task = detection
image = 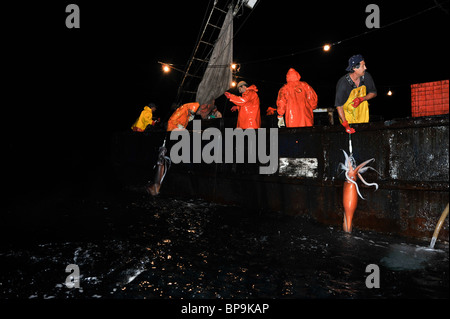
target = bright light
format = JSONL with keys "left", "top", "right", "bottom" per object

{"left": 387, "top": 90, "right": 393, "bottom": 96}
{"left": 231, "top": 63, "right": 240, "bottom": 72}
{"left": 162, "top": 64, "right": 170, "bottom": 73}
{"left": 231, "top": 81, "right": 237, "bottom": 88}
{"left": 323, "top": 44, "right": 331, "bottom": 52}
{"left": 244, "top": 0, "right": 258, "bottom": 9}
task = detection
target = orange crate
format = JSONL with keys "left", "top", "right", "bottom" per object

{"left": 411, "top": 80, "right": 449, "bottom": 117}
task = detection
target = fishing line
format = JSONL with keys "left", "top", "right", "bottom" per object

{"left": 348, "top": 133, "right": 353, "bottom": 158}
{"left": 348, "top": 135, "right": 356, "bottom": 169}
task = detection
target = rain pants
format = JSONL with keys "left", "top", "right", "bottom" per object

{"left": 341, "top": 86, "right": 369, "bottom": 124}
{"left": 131, "top": 106, "right": 155, "bottom": 132}
{"left": 227, "top": 85, "right": 261, "bottom": 129}
{"left": 276, "top": 68, "right": 318, "bottom": 127}
{"left": 167, "top": 102, "right": 200, "bottom": 131}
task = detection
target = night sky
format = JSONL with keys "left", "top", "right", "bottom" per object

{"left": 2, "top": 0, "right": 449, "bottom": 202}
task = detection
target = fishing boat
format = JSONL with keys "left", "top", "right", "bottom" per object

{"left": 111, "top": 0, "right": 449, "bottom": 242}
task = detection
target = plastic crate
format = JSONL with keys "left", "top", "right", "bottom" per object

{"left": 411, "top": 80, "right": 449, "bottom": 117}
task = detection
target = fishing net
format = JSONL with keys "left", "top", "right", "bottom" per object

{"left": 195, "top": 7, "right": 233, "bottom": 106}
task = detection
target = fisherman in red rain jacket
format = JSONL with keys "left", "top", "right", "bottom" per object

{"left": 276, "top": 68, "right": 318, "bottom": 128}
{"left": 224, "top": 81, "right": 261, "bottom": 129}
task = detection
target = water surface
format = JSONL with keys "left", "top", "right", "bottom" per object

{"left": 1, "top": 192, "right": 448, "bottom": 299}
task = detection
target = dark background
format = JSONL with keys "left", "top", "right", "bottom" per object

{"left": 2, "top": 0, "right": 449, "bottom": 205}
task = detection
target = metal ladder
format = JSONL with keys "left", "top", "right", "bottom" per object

{"left": 174, "top": 1, "right": 232, "bottom": 106}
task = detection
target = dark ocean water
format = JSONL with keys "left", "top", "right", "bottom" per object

{"left": 1, "top": 184, "right": 448, "bottom": 301}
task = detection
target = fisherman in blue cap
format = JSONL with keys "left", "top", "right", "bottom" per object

{"left": 334, "top": 54, "right": 377, "bottom": 133}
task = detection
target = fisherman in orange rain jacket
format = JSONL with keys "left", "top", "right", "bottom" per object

{"left": 167, "top": 102, "right": 200, "bottom": 131}
{"left": 131, "top": 103, "right": 158, "bottom": 132}
{"left": 224, "top": 81, "right": 261, "bottom": 129}
{"left": 276, "top": 68, "right": 318, "bottom": 128}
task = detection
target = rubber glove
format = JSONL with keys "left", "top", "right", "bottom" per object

{"left": 231, "top": 105, "right": 239, "bottom": 112}
{"left": 266, "top": 107, "right": 277, "bottom": 116}
{"left": 224, "top": 92, "right": 232, "bottom": 99}
{"left": 277, "top": 116, "right": 285, "bottom": 128}
{"left": 342, "top": 120, "right": 355, "bottom": 134}
{"left": 352, "top": 97, "right": 364, "bottom": 108}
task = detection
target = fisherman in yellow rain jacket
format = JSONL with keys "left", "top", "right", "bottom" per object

{"left": 131, "top": 103, "right": 158, "bottom": 132}
{"left": 335, "top": 55, "right": 377, "bottom": 134}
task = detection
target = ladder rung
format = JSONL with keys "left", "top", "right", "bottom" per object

{"left": 185, "top": 73, "right": 202, "bottom": 79}
{"left": 200, "top": 40, "right": 214, "bottom": 46}
{"left": 213, "top": 6, "right": 227, "bottom": 14}
{"left": 208, "top": 22, "right": 221, "bottom": 30}
{"left": 182, "top": 90, "right": 197, "bottom": 94}
{"left": 193, "top": 57, "right": 209, "bottom": 63}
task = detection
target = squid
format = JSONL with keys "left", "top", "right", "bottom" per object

{"left": 339, "top": 150, "right": 379, "bottom": 232}
{"left": 146, "top": 141, "right": 171, "bottom": 196}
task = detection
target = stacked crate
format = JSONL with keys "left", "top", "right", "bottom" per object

{"left": 411, "top": 80, "right": 449, "bottom": 117}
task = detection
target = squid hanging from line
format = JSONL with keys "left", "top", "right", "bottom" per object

{"left": 146, "top": 140, "right": 171, "bottom": 196}
{"left": 339, "top": 150, "right": 379, "bottom": 233}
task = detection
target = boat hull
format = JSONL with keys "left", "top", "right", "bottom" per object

{"left": 111, "top": 115, "right": 449, "bottom": 240}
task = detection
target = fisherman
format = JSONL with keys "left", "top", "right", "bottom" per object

{"left": 276, "top": 68, "right": 318, "bottom": 128}
{"left": 224, "top": 81, "right": 261, "bottom": 129}
{"left": 197, "top": 100, "right": 223, "bottom": 120}
{"left": 335, "top": 54, "right": 377, "bottom": 134}
{"left": 167, "top": 102, "right": 200, "bottom": 131}
{"left": 131, "top": 103, "right": 158, "bottom": 132}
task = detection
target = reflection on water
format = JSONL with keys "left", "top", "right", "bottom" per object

{"left": 380, "top": 244, "right": 446, "bottom": 271}
{"left": 1, "top": 195, "right": 448, "bottom": 299}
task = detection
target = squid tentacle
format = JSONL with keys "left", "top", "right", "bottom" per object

{"left": 345, "top": 169, "right": 365, "bottom": 200}
{"left": 358, "top": 172, "right": 379, "bottom": 191}
{"left": 358, "top": 164, "right": 381, "bottom": 191}
{"left": 340, "top": 149, "right": 380, "bottom": 200}
{"left": 361, "top": 166, "right": 382, "bottom": 176}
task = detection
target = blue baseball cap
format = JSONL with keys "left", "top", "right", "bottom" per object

{"left": 346, "top": 54, "right": 364, "bottom": 71}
